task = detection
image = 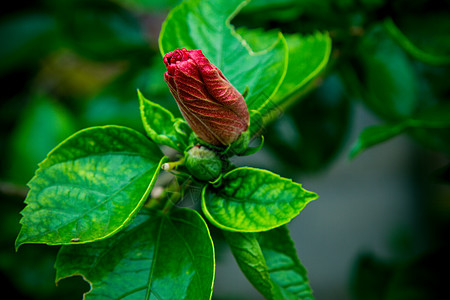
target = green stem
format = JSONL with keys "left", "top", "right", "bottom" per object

{"left": 161, "top": 157, "right": 185, "bottom": 171}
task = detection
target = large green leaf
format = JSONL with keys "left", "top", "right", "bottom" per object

{"left": 235, "top": 28, "right": 332, "bottom": 122}
{"left": 16, "top": 126, "right": 166, "bottom": 249}
{"left": 224, "top": 226, "right": 314, "bottom": 300}
{"left": 269, "top": 32, "right": 331, "bottom": 116}
{"left": 55, "top": 208, "right": 215, "bottom": 300}
{"left": 138, "top": 90, "right": 191, "bottom": 152}
{"left": 159, "top": 0, "right": 288, "bottom": 116}
{"left": 202, "top": 167, "right": 318, "bottom": 232}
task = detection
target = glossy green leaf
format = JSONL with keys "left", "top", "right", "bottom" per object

{"left": 202, "top": 167, "right": 318, "bottom": 232}
{"left": 16, "top": 126, "right": 166, "bottom": 249}
{"left": 224, "top": 231, "right": 279, "bottom": 299}
{"left": 159, "top": 0, "right": 288, "bottom": 116}
{"left": 260, "top": 226, "right": 314, "bottom": 300}
{"left": 138, "top": 90, "right": 191, "bottom": 152}
{"left": 55, "top": 208, "right": 215, "bottom": 300}
{"left": 269, "top": 32, "right": 331, "bottom": 115}
{"left": 235, "top": 28, "right": 332, "bottom": 122}
{"left": 224, "top": 226, "right": 314, "bottom": 300}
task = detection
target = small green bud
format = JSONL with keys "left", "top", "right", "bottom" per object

{"left": 185, "top": 145, "right": 222, "bottom": 181}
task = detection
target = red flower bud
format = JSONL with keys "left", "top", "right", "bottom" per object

{"left": 163, "top": 48, "right": 250, "bottom": 146}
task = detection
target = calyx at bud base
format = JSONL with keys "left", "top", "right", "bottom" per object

{"left": 185, "top": 145, "right": 223, "bottom": 181}
{"left": 163, "top": 48, "right": 250, "bottom": 147}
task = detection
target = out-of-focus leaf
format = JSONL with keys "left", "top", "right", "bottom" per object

{"left": 352, "top": 249, "right": 448, "bottom": 300}
{"left": 265, "top": 74, "right": 351, "bottom": 172}
{"left": 8, "top": 94, "right": 76, "bottom": 183}
{"left": 113, "top": 0, "right": 181, "bottom": 12}
{"left": 351, "top": 104, "right": 450, "bottom": 158}
{"left": 0, "top": 13, "right": 59, "bottom": 74}
{"left": 350, "top": 122, "right": 409, "bottom": 159}
{"left": 357, "top": 25, "right": 418, "bottom": 120}
{"left": 16, "top": 126, "right": 166, "bottom": 248}
{"left": 55, "top": 208, "right": 215, "bottom": 300}
{"left": 351, "top": 254, "right": 394, "bottom": 300}
{"left": 51, "top": 0, "right": 148, "bottom": 60}
{"left": 384, "top": 18, "right": 450, "bottom": 66}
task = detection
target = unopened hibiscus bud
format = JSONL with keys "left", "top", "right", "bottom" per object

{"left": 185, "top": 145, "right": 222, "bottom": 181}
{"left": 163, "top": 48, "right": 250, "bottom": 146}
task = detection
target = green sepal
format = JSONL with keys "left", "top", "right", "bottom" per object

{"left": 138, "top": 90, "right": 191, "bottom": 152}
{"left": 184, "top": 145, "right": 223, "bottom": 182}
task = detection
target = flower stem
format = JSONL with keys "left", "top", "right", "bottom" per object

{"left": 161, "top": 157, "right": 185, "bottom": 171}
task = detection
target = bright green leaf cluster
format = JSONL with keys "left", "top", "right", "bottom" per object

{"left": 15, "top": 0, "right": 327, "bottom": 299}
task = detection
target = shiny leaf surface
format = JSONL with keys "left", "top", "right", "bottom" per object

{"left": 202, "top": 167, "right": 318, "bottom": 232}
{"left": 16, "top": 126, "right": 166, "bottom": 248}
{"left": 224, "top": 226, "right": 314, "bottom": 300}
{"left": 55, "top": 208, "right": 215, "bottom": 300}
{"left": 138, "top": 90, "right": 191, "bottom": 152}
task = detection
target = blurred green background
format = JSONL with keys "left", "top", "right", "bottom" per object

{"left": 1, "top": 0, "right": 449, "bottom": 299}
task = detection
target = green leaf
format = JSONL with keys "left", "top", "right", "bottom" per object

{"left": 16, "top": 126, "right": 166, "bottom": 249}
{"left": 357, "top": 25, "right": 418, "bottom": 120}
{"left": 265, "top": 73, "right": 351, "bottom": 172}
{"left": 268, "top": 32, "right": 332, "bottom": 117}
{"left": 7, "top": 94, "right": 76, "bottom": 183}
{"left": 260, "top": 226, "right": 314, "bottom": 300}
{"left": 138, "top": 90, "right": 191, "bottom": 152}
{"left": 159, "top": 0, "right": 288, "bottom": 117}
{"left": 50, "top": 0, "right": 148, "bottom": 60}
{"left": 350, "top": 104, "right": 450, "bottom": 158}
{"left": 202, "top": 167, "right": 318, "bottom": 232}
{"left": 224, "top": 226, "right": 314, "bottom": 300}
{"left": 223, "top": 231, "right": 279, "bottom": 299}
{"left": 384, "top": 18, "right": 450, "bottom": 66}
{"left": 235, "top": 28, "right": 332, "bottom": 122}
{"left": 350, "top": 122, "right": 409, "bottom": 159}
{"left": 55, "top": 208, "right": 215, "bottom": 300}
